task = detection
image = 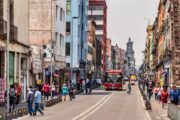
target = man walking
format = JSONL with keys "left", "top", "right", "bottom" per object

{"left": 127, "top": 81, "right": 131, "bottom": 94}
{"left": 170, "top": 85, "right": 180, "bottom": 105}
{"left": 34, "top": 88, "right": 44, "bottom": 116}
{"left": 27, "top": 86, "right": 34, "bottom": 116}
{"left": 9, "top": 84, "right": 16, "bottom": 112}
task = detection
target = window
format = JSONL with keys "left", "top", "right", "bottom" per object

{"left": 66, "top": 63, "right": 70, "bottom": 67}
{"left": 66, "top": 22, "right": 71, "bottom": 34}
{"left": 56, "top": 5, "right": 58, "bottom": 19}
{"left": 90, "top": 6, "right": 103, "bottom": 11}
{"left": 66, "top": 43, "right": 70, "bottom": 56}
{"left": 66, "top": 0, "right": 71, "bottom": 15}
{"left": 96, "top": 35, "right": 103, "bottom": 41}
{"left": 60, "top": 34, "right": 62, "bottom": 47}
{"left": 60, "top": 8, "right": 63, "bottom": 21}
{"left": 96, "top": 25, "right": 103, "bottom": 30}
{"left": 89, "top": 15, "right": 103, "bottom": 21}
{"left": 88, "top": 46, "right": 93, "bottom": 54}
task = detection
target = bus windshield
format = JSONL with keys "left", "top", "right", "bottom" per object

{"left": 105, "top": 74, "right": 122, "bottom": 83}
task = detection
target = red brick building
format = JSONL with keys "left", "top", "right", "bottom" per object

{"left": 89, "top": 0, "right": 107, "bottom": 77}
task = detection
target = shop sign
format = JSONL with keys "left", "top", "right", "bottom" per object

{"left": 32, "top": 54, "right": 41, "bottom": 73}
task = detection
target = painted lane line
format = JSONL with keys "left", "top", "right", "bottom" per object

{"left": 137, "top": 86, "right": 151, "bottom": 120}
{"left": 80, "top": 93, "right": 114, "bottom": 120}
{"left": 72, "top": 94, "right": 110, "bottom": 120}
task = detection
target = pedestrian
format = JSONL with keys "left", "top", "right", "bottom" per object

{"left": 127, "top": 81, "right": 131, "bottom": 94}
{"left": 61, "top": 83, "right": 68, "bottom": 101}
{"left": 161, "top": 86, "right": 169, "bottom": 108}
{"left": 86, "top": 79, "right": 91, "bottom": 94}
{"left": 157, "top": 86, "right": 162, "bottom": 102}
{"left": 15, "top": 83, "right": 22, "bottom": 105}
{"left": 69, "top": 84, "right": 74, "bottom": 101}
{"left": 51, "top": 83, "right": 56, "bottom": 98}
{"left": 154, "top": 85, "right": 159, "bottom": 100}
{"left": 43, "top": 82, "right": 50, "bottom": 100}
{"left": 147, "top": 82, "right": 153, "bottom": 100}
{"left": 34, "top": 88, "right": 44, "bottom": 116}
{"left": 9, "top": 84, "right": 16, "bottom": 112}
{"left": 82, "top": 80, "right": 86, "bottom": 93}
{"left": 170, "top": 85, "right": 180, "bottom": 105}
{"left": 26, "top": 86, "right": 34, "bottom": 116}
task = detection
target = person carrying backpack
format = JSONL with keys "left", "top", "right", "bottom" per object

{"left": 27, "top": 86, "right": 34, "bottom": 116}
{"left": 170, "top": 85, "right": 180, "bottom": 105}
{"left": 9, "top": 84, "right": 16, "bottom": 112}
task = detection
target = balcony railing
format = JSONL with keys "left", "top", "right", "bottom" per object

{"left": 0, "top": 18, "right": 18, "bottom": 41}
{"left": 0, "top": 19, "right": 6, "bottom": 39}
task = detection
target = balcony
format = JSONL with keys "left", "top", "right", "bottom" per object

{"left": 0, "top": 18, "right": 18, "bottom": 42}
{"left": 0, "top": 19, "right": 6, "bottom": 39}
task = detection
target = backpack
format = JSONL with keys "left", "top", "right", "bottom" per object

{"left": 170, "top": 90, "right": 179, "bottom": 101}
{"left": 9, "top": 88, "right": 15, "bottom": 97}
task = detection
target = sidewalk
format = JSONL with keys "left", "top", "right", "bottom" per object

{"left": 148, "top": 97, "right": 170, "bottom": 120}
{"left": 0, "top": 101, "right": 27, "bottom": 114}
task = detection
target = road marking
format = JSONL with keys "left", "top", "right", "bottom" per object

{"left": 137, "top": 86, "right": 151, "bottom": 120}
{"left": 72, "top": 94, "right": 110, "bottom": 120}
{"left": 80, "top": 93, "right": 114, "bottom": 120}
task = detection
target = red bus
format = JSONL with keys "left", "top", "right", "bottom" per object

{"left": 104, "top": 70, "right": 123, "bottom": 90}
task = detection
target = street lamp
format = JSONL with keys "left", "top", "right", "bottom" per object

{"left": 6, "top": 0, "right": 10, "bottom": 112}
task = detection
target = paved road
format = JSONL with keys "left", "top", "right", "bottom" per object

{"left": 16, "top": 84, "right": 150, "bottom": 120}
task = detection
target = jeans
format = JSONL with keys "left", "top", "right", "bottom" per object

{"left": 44, "top": 92, "right": 49, "bottom": 100}
{"left": 34, "top": 103, "right": 43, "bottom": 115}
{"left": 27, "top": 102, "right": 34, "bottom": 115}
{"left": 52, "top": 91, "right": 56, "bottom": 98}
{"left": 9, "top": 96, "right": 15, "bottom": 112}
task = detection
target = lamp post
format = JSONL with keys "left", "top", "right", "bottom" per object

{"left": 6, "top": 0, "right": 10, "bottom": 112}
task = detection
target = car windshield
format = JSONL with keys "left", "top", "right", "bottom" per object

{"left": 106, "top": 74, "right": 122, "bottom": 83}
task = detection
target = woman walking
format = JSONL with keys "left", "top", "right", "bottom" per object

{"left": 154, "top": 85, "right": 159, "bottom": 101}
{"left": 61, "top": 84, "right": 68, "bottom": 101}
{"left": 161, "top": 86, "right": 169, "bottom": 108}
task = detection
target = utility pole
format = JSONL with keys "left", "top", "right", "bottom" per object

{"left": 50, "top": 0, "right": 53, "bottom": 99}
{"left": 6, "top": 0, "right": 10, "bottom": 112}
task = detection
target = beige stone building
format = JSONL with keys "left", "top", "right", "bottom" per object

{"left": 0, "top": 0, "right": 30, "bottom": 100}
{"left": 29, "top": 0, "right": 66, "bottom": 86}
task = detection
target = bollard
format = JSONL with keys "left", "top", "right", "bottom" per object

{"left": 46, "top": 101, "right": 50, "bottom": 107}
{"left": 22, "top": 108, "right": 28, "bottom": 115}
{"left": 0, "top": 114, "right": 4, "bottom": 120}
{"left": 145, "top": 99, "right": 152, "bottom": 110}
{"left": 11, "top": 111, "right": 17, "bottom": 119}
{"left": 18, "top": 109, "right": 23, "bottom": 117}
{"left": 5, "top": 112, "right": 11, "bottom": 120}
{"left": 52, "top": 99, "right": 55, "bottom": 105}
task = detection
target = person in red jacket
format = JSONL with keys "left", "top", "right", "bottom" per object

{"left": 161, "top": 86, "right": 169, "bottom": 108}
{"left": 43, "top": 82, "right": 50, "bottom": 100}
{"left": 15, "top": 83, "right": 22, "bottom": 105}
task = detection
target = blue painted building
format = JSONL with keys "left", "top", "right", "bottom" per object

{"left": 66, "top": 0, "right": 89, "bottom": 81}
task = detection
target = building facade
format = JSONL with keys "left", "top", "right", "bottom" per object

{"left": 89, "top": 0, "right": 107, "bottom": 77}
{"left": 29, "top": 0, "right": 66, "bottom": 87}
{"left": 87, "top": 20, "right": 96, "bottom": 79}
{"left": 65, "top": 0, "right": 88, "bottom": 82}
{"left": 145, "top": 0, "right": 180, "bottom": 87}
{"left": 0, "top": 0, "right": 30, "bottom": 101}
{"left": 125, "top": 37, "right": 135, "bottom": 76}
{"left": 106, "top": 38, "right": 112, "bottom": 70}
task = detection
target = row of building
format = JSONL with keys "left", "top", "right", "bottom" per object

{"left": 0, "top": 0, "right": 129, "bottom": 101}
{"left": 142, "top": 0, "right": 180, "bottom": 87}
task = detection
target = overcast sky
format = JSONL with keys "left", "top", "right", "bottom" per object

{"left": 106, "top": 0, "right": 159, "bottom": 67}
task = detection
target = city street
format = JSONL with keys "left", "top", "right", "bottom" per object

{"left": 16, "top": 84, "right": 150, "bottom": 120}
